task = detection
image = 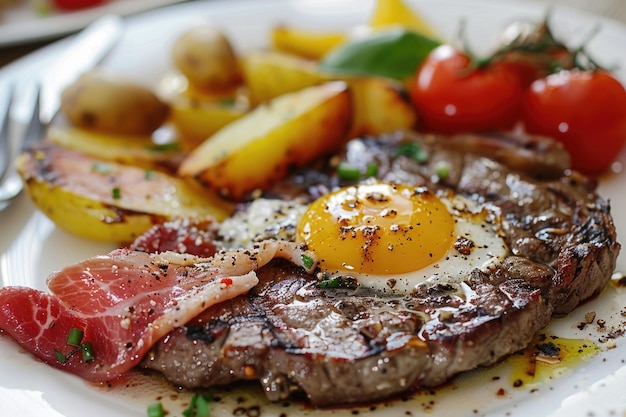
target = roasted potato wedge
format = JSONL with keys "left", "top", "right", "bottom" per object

{"left": 17, "top": 146, "right": 233, "bottom": 243}
{"left": 47, "top": 125, "right": 184, "bottom": 172}
{"left": 167, "top": 92, "right": 249, "bottom": 150}
{"left": 157, "top": 74, "right": 249, "bottom": 149}
{"left": 271, "top": 25, "right": 347, "bottom": 60}
{"left": 349, "top": 77, "right": 417, "bottom": 137}
{"left": 169, "top": 98, "right": 248, "bottom": 150}
{"left": 179, "top": 81, "right": 352, "bottom": 200}
{"left": 240, "top": 50, "right": 327, "bottom": 105}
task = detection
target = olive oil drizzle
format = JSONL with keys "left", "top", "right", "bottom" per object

{"left": 507, "top": 332, "right": 600, "bottom": 388}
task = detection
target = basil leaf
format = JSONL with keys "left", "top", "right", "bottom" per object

{"left": 319, "top": 28, "right": 440, "bottom": 81}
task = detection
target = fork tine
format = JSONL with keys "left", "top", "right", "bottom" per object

{"left": 21, "top": 83, "right": 43, "bottom": 151}
{"left": 0, "top": 83, "right": 15, "bottom": 181}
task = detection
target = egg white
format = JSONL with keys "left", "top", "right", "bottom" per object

{"left": 217, "top": 193, "right": 509, "bottom": 295}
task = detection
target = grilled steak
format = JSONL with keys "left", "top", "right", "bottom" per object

{"left": 141, "top": 131, "right": 620, "bottom": 406}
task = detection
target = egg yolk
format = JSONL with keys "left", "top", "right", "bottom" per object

{"left": 298, "top": 182, "right": 455, "bottom": 275}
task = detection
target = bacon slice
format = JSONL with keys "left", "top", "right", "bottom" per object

{"left": 0, "top": 241, "right": 313, "bottom": 382}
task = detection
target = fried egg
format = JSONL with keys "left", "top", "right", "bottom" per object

{"left": 297, "top": 182, "right": 509, "bottom": 294}
{"left": 219, "top": 182, "right": 509, "bottom": 294}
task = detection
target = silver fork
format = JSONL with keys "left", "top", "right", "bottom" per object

{"left": 0, "top": 82, "right": 43, "bottom": 210}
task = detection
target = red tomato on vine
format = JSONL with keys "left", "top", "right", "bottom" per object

{"left": 522, "top": 70, "right": 626, "bottom": 175}
{"left": 409, "top": 44, "right": 522, "bottom": 134}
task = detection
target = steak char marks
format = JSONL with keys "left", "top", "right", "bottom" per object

{"left": 142, "top": 131, "right": 620, "bottom": 406}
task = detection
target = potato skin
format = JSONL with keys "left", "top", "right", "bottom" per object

{"left": 47, "top": 125, "right": 184, "bottom": 172}
{"left": 179, "top": 81, "right": 352, "bottom": 200}
{"left": 16, "top": 145, "right": 233, "bottom": 243}
{"left": 172, "top": 24, "right": 242, "bottom": 91}
{"left": 60, "top": 70, "right": 169, "bottom": 136}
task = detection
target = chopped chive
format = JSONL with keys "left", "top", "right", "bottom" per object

{"left": 194, "top": 395, "right": 211, "bottom": 417}
{"left": 364, "top": 162, "right": 379, "bottom": 178}
{"left": 54, "top": 349, "right": 67, "bottom": 363}
{"left": 67, "top": 327, "right": 84, "bottom": 346}
{"left": 395, "top": 142, "right": 428, "bottom": 163}
{"left": 218, "top": 97, "right": 236, "bottom": 106}
{"left": 337, "top": 162, "right": 361, "bottom": 181}
{"left": 81, "top": 342, "right": 95, "bottom": 362}
{"left": 91, "top": 162, "right": 112, "bottom": 174}
{"left": 317, "top": 276, "right": 341, "bottom": 289}
{"left": 183, "top": 393, "right": 213, "bottom": 417}
{"left": 434, "top": 161, "right": 450, "bottom": 180}
{"left": 301, "top": 254, "right": 314, "bottom": 270}
{"left": 144, "top": 169, "right": 156, "bottom": 180}
{"left": 147, "top": 402, "right": 165, "bottom": 417}
{"left": 112, "top": 187, "right": 121, "bottom": 199}
{"left": 149, "top": 143, "right": 180, "bottom": 152}
{"left": 55, "top": 327, "right": 96, "bottom": 364}
{"left": 316, "top": 275, "right": 358, "bottom": 290}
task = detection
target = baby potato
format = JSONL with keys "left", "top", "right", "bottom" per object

{"left": 172, "top": 24, "right": 242, "bottom": 92}
{"left": 61, "top": 70, "right": 170, "bottom": 136}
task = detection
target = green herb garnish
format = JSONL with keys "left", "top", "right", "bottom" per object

{"left": 183, "top": 393, "right": 214, "bottom": 417}
{"left": 301, "top": 254, "right": 315, "bottom": 270}
{"left": 319, "top": 28, "right": 440, "bottom": 81}
{"left": 316, "top": 274, "right": 358, "bottom": 290}
{"left": 395, "top": 142, "right": 428, "bottom": 163}
{"left": 337, "top": 161, "right": 379, "bottom": 181}
{"left": 112, "top": 187, "right": 121, "bottom": 199}
{"left": 434, "top": 161, "right": 450, "bottom": 180}
{"left": 149, "top": 143, "right": 180, "bottom": 152}
{"left": 144, "top": 169, "right": 156, "bottom": 180}
{"left": 54, "top": 327, "right": 95, "bottom": 364}
{"left": 91, "top": 162, "right": 112, "bottom": 174}
{"left": 81, "top": 342, "right": 95, "bottom": 362}
{"left": 147, "top": 402, "right": 165, "bottom": 417}
{"left": 67, "top": 327, "right": 84, "bottom": 346}
{"left": 337, "top": 162, "right": 361, "bottom": 181}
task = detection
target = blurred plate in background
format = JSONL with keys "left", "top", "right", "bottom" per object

{"left": 0, "top": 0, "right": 187, "bottom": 47}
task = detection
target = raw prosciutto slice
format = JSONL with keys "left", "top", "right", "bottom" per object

{"left": 0, "top": 241, "right": 313, "bottom": 382}
{"left": 129, "top": 218, "right": 220, "bottom": 257}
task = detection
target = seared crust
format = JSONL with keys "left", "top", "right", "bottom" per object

{"left": 141, "top": 131, "right": 620, "bottom": 406}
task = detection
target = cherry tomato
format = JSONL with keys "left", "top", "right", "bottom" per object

{"left": 522, "top": 70, "right": 626, "bottom": 175}
{"left": 52, "top": 0, "right": 106, "bottom": 11}
{"left": 409, "top": 44, "right": 522, "bottom": 133}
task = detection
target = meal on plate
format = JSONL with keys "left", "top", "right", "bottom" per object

{"left": 0, "top": 0, "right": 624, "bottom": 411}
{"left": 1, "top": 0, "right": 107, "bottom": 15}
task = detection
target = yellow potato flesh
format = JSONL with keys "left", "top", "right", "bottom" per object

{"left": 47, "top": 125, "right": 184, "bottom": 171}
{"left": 179, "top": 81, "right": 352, "bottom": 200}
{"left": 271, "top": 25, "right": 347, "bottom": 60}
{"left": 240, "top": 50, "right": 328, "bottom": 106}
{"left": 169, "top": 96, "right": 248, "bottom": 150}
{"left": 348, "top": 77, "right": 417, "bottom": 137}
{"left": 17, "top": 146, "right": 233, "bottom": 243}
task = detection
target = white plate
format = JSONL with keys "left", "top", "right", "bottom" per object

{"left": 0, "top": 0, "right": 187, "bottom": 47}
{"left": 1, "top": 0, "right": 626, "bottom": 416}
